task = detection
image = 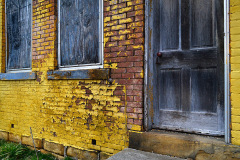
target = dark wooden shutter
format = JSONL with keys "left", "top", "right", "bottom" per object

{"left": 60, "top": 0, "right": 100, "bottom": 67}
{"left": 6, "top": 0, "right": 32, "bottom": 70}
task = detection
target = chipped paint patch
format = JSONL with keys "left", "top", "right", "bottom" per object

{"left": 104, "top": 63, "right": 118, "bottom": 69}
{"left": 104, "top": 37, "right": 110, "bottom": 47}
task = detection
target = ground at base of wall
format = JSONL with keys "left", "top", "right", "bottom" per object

{"left": 0, "top": 139, "right": 58, "bottom": 160}
{"left": 129, "top": 130, "right": 240, "bottom": 160}
{"left": 0, "top": 131, "right": 112, "bottom": 160}
{"left": 107, "top": 148, "right": 186, "bottom": 160}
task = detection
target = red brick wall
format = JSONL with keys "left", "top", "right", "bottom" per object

{"left": 104, "top": 0, "right": 145, "bottom": 131}
{"left": 32, "top": 0, "right": 57, "bottom": 73}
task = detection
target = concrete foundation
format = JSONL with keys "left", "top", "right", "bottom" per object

{"left": 129, "top": 130, "right": 240, "bottom": 159}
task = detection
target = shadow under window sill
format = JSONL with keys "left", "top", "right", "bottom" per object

{"left": 47, "top": 69, "right": 110, "bottom": 80}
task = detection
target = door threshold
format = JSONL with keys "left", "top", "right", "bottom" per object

{"left": 129, "top": 130, "right": 239, "bottom": 159}
{"left": 151, "top": 128, "right": 224, "bottom": 138}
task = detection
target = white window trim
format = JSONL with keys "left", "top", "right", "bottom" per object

{"left": 5, "top": 0, "right": 32, "bottom": 73}
{"left": 57, "top": 0, "right": 104, "bottom": 71}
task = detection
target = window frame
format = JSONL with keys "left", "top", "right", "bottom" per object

{"left": 57, "top": 0, "right": 104, "bottom": 71}
{"left": 5, "top": 0, "right": 32, "bottom": 73}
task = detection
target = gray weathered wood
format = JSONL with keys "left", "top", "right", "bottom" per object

{"left": 0, "top": 72, "right": 36, "bottom": 80}
{"left": 6, "top": 0, "right": 31, "bottom": 70}
{"left": 190, "top": 69, "right": 217, "bottom": 113}
{"left": 158, "top": 70, "right": 181, "bottom": 111}
{"left": 160, "top": 0, "right": 180, "bottom": 51}
{"left": 190, "top": 0, "right": 214, "bottom": 48}
{"left": 152, "top": 110, "right": 221, "bottom": 135}
{"left": 147, "top": 0, "right": 224, "bottom": 135}
{"left": 60, "top": 0, "right": 99, "bottom": 67}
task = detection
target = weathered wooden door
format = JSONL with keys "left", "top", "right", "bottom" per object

{"left": 147, "top": 0, "right": 224, "bottom": 135}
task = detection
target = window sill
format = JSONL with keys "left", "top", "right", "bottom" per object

{"left": 0, "top": 72, "right": 36, "bottom": 81}
{"left": 47, "top": 69, "right": 109, "bottom": 80}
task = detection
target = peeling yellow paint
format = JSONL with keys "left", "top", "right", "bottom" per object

{"left": 104, "top": 63, "right": 118, "bottom": 69}
{"left": 140, "top": 70, "right": 144, "bottom": 78}
{"left": 111, "top": 24, "right": 126, "bottom": 30}
{"left": 105, "top": 32, "right": 115, "bottom": 37}
{"left": 119, "top": 18, "right": 133, "bottom": 24}
{"left": 133, "top": 45, "right": 144, "bottom": 50}
{"left": 0, "top": 0, "right": 147, "bottom": 155}
{"left": 128, "top": 34, "right": 136, "bottom": 39}
{"left": 112, "top": 14, "right": 126, "bottom": 20}
{"left": 104, "top": 17, "right": 111, "bottom": 23}
{"left": 129, "top": 125, "right": 142, "bottom": 131}
{"left": 0, "top": 0, "right": 130, "bottom": 155}
{"left": 119, "top": 7, "right": 132, "bottom": 13}
{"left": 119, "top": 29, "right": 131, "bottom": 35}
{"left": 104, "top": 37, "right": 110, "bottom": 48}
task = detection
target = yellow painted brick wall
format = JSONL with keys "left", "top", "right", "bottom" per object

{"left": 0, "top": 0, "right": 145, "bottom": 155}
{"left": 230, "top": 0, "right": 240, "bottom": 145}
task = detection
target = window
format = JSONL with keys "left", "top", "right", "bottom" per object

{"left": 58, "top": 0, "right": 103, "bottom": 70}
{"left": 5, "top": 0, "right": 32, "bottom": 72}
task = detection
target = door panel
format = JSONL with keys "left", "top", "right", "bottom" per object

{"left": 150, "top": 0, "right": 224, "bottom": 135}
{"left": 190, "top": 68, "right": 217, "bottom": 113}
{"left": 158, "top": 70, "right": 181, "bottom": 110}
{"left": 191, "top": 0, "right": 214, "bottom": 48}
{"left": 160, "top": 0, "right": 180, "bottom": 51}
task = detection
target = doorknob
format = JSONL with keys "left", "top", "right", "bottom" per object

{"left": 156, "top": 52, "right": 162, "bottom": 64}
{"left": 157, "top": 52, "right": 162, "bottom": 57}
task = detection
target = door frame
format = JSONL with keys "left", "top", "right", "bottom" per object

{"left": 144, "top": 0, "right": 231, "bottom": 143}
